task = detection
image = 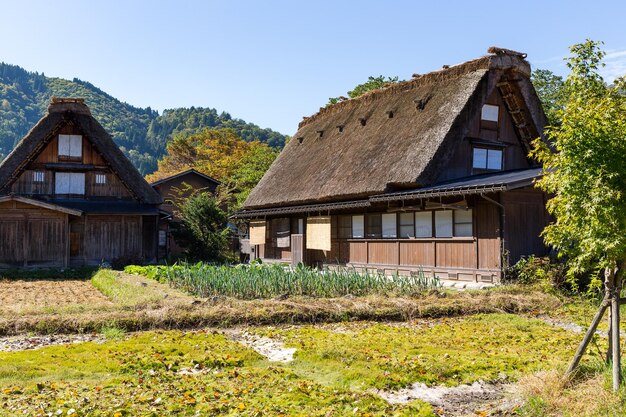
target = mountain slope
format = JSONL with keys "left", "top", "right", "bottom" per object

{"left": 0, "top": 62, "right": 287, "bottom": 174}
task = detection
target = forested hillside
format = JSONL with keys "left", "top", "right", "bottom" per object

{"left": 0, "top": 62, "right": 287, "bottom": 174}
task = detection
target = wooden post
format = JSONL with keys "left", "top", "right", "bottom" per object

{"left": 612, "top": 286, "right": 621, "bottom": 391}
{"left": 566, "top": 296, "right": 610, "bottom": 376}
{"left": 607, "top": 307, "right": 613, "bottom": 364}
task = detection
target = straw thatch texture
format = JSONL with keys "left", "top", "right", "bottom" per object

{"left": 0, "top": 99, "right": 162, "bottom": 204}
{"left": 243, "top": 52, "right": 537, "bottom": 210}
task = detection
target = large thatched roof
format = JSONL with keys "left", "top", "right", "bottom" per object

{"left": 0, "top": 98, "right": 162, "bottom": 205}
{"left": 244, "top": 48, "right": 542, "bottom": 210}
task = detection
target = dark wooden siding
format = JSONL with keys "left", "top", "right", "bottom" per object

{"left": 503, "top": 189, "right": 548, "bottom": 264}
{"left": 0, "top": 201, "right": 67, "bottom": 267}
{"left": 435, "top": 87, "right": 532, "bottom": 183}
{"left": 10, "top": 122, "right": 133, "bottom": 199}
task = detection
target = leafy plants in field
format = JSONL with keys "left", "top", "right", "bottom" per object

{"left": 125, "top": 262, "right": 441, "bottom": 299}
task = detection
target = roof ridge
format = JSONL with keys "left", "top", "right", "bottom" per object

{"left": 300, "top": 48, "right": 530, "bottom": 129}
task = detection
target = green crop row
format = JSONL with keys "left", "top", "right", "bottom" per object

{"left": 124, "top": 262, "right": 440, "bottom": 299}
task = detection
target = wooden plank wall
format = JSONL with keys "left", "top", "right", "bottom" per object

{"left": 83, "top": 215, "right": 143, "bottom": 262}
{"left": 503, "top": 190, "right": 548, "bottom": 264}
{"left": 0, "top": 203, "right": 67, "bottom": 267}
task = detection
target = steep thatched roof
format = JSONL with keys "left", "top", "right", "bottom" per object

{"left": 244, "top": 49, "right": 541, "bottom": 210}
{"left": 0, "top": 98, "right": 162, "bottom": 204}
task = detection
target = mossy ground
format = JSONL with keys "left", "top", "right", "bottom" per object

{"left": 0, "top": 313, "right": 603, "bottom": 416}
{"left": 0, "top": 270, "right": 623, "bottom": 416}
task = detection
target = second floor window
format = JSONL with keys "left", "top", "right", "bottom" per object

{"left": 58, "top": 134, "right": 83, "bottom": 159}
{"left": 473, "top": 148, "right": 502, "bottom": 171}
{"left": 55, "top": 172, "right": 85, "bottom": 195}
{"left": 95, "top": 173, "right": 107, "bottom": 185}
{"left": 33, "top": 171, "right": 45, "bottom": 183}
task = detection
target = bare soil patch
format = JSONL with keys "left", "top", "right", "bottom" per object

{"left": 0, "top": 279, "right": 112, "bottom": 314}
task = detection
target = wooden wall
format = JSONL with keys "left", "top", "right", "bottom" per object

{"left": 257, "top": 196, "right": 504, "bottom": 282}
{"left": 9, "top": 122, "right": 133, "bottom": 199}
{"left": 503, "top": 189, "right": 548, "bottom": 264}
{"left": 435, "top": 85, "right": 532, "bottom": 183}
{"left": 0, "top": 201, "right": 67, "bottom": 267}
{"left": 71, "top": 215, "right": 143, "bottom": 264}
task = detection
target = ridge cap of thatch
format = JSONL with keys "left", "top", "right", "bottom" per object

{"left": 49, "top": 97, "right": 91, "bottom": 115}
{"left": 300, "top": 47, "right": 530, "bottom": 129}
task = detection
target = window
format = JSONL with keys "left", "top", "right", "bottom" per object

{"left": 481, "top": 104, "right": 499, "bottom": 122}
{"left": 338, "top": 215, "right": 352, "bottom": 239}
{"left": 435, "top": 211, "right": 453, "bottom": 238}
{"left": 158, "top": 230, "right": 167, "bottom": 247}
{"left": 473, "top": 148, "right": 502, "bottom": 170}
{"left": 382, "top": 213, "right": 397, "bottom": 238}
{"left": 95, "top": 173, "right": 107, "bottom": 185}
{"left": 55, "top": 172, "right": 85, "bottom": 194}
{"left": 454, "top": 209, "right": 473, "bottom": 237}
{"left": 33, "top": 171, "right": 45, "bottom": 183}
{"left": 399, "top": 212, "right": 415, "bottom": 238}
{"left": 415, "top": 211, "right": 433, "bottom": 237}
{"left": 366, "top": 214, "right": 382, "bottom": 238}
{"left": 352, "top": 215, "right": 364, "bottom": 238}
{"left": 58, "top": 134, "right": 82, "bottom": 158}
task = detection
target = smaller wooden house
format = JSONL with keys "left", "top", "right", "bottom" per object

{"left": 237, "top": 47, "right": 549, "bottom": 283}
{"left": 151, "top": 169, "right": 220, "bottom": 256}
{"left": 0, "top": 98, "right": 163, "bottom": 267}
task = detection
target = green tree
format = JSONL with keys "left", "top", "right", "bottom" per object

{"left": 531, "top": 40, "right": 626, "bottom": 388}
{"left": 328, "top": 75, "right": 401, "bottom": 105}
{"left": 531, "top": 68, "right": 566, "bottom": 126}
{"left": 172, "top": 192, "right": 231, "bottom": 262}
{"left": 531, "top": 40, "right": 626, "bottom": 282}
{"left": 219, "top": 142, "right": 278, "bottom": 212}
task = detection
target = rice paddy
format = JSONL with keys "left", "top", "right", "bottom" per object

{"left": 124, "top": 262, "right": 441, "bottom": 299}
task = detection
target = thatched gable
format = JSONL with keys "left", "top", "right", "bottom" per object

{"left": 244, "top": 49, "right": 543, "bottom": 210}
{"left": 0, "top": 98, "right": 162, "bottom": 205}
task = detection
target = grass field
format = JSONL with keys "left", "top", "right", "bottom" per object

{"left": 0, "top": 268, "right": 623, "bottom": 416}
{"left": 0, "top": 314, "right": 594, "bottom": 417}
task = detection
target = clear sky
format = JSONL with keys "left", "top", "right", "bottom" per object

{"left": 1, "top": 0, "right": 624, "bottom": 135}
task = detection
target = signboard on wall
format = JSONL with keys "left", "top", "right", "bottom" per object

{"left": 306, "top": 216, "right": 331, "bottom": 251}
{"left": 249, "top": 220, "right": 266, "bottom": 245}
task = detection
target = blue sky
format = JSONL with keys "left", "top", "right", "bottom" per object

{"left": 1, "top": 0, "right": 624, "bottom": 135}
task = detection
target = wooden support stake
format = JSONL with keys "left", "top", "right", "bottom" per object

{"left": 612, "top": 289, "right": 621, "bottom": 391}
{"left": 566, "top": 296, "right": 610, "bottom": 376}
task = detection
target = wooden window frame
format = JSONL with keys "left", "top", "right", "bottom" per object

{"left": 366, "top": 213, "right": 382, "bottom": 239}
{"left": 58, "top": 134, "right": 83, "bottom": 161}
{"left": 472, "top": 147, "right": 503, "bottom": 172}
{"left": 95, "top": 173, "right": 107, "bottom": 185}
{"left": 398, "top": 212, "right": 415, "bottom": 238}
{"left": 480, "top": 104, "right": 499, "bottom": 131}
{"left": 453, "top": 209, "right": 473, "bottom": 237}
{"left": 33, "top": 171, "right": 45, "bottom": 183}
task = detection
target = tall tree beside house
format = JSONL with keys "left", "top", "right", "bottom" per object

{"left": 146, "top": 128, "right": 278, "bottom": 211}
{"left": 531, "top": 68, "right": 566, "bottom": 126}
{"left": 531, "top": 40, "right": 626, "bottom": 389}
{"left": 172, "top": 192, "right": 231, "bottom": 262}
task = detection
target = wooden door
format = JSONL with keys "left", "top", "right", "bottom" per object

{"left": 291, "top": 234, "right": 303, "bottom": 266}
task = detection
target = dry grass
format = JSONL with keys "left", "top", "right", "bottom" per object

{"left": 0, "top": 271, "right": 565, "bottom": 336}
{"left": 518, "top": 369, "right": 624, "bottom": 416}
